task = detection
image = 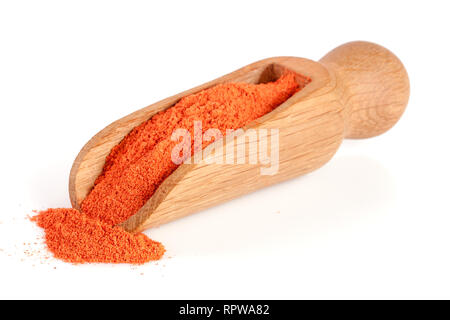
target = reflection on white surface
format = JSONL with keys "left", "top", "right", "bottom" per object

{"left": 150, "top": 155, "right": 396, "bottom": 257}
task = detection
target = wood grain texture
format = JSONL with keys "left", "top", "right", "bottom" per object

{"left": 69, "top": 41, "right": 410, "bottom": 232}
{"left": 320, "top": 41, "right": 410, "bottom": 138}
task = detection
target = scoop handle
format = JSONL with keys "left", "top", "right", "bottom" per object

{"left": 320, "top": 41, "right": 410, "bottom": 138}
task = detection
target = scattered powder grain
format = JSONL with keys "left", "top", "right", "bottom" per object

{"left": 32, "top": 70, "right": 310, "bottom": 264}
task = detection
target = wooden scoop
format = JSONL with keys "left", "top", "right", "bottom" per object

{"left": 69, "top": 41, "right": 410, "bottom": 233}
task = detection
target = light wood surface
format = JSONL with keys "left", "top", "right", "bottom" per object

{"left": 69, "top": 41, "right": 410, "bottom": 233}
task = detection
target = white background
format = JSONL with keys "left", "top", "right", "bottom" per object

{"left": 0, "top": 0, "right": 449, "bottom": 299}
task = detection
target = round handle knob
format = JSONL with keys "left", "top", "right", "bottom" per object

{"left": 320, "top": 41, "right": 410, "bottom": 138}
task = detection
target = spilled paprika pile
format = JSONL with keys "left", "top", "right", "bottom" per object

{"left": 32, "top": 70, "right": 310, "bottom": 264}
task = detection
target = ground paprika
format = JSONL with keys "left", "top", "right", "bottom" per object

{"left": 32, "top": 70, "right": 310, "bottom": 264}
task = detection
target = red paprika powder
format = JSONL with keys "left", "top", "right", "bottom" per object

{"left": 31, "top": 208, "right": 165, "bottom": 264}
{"left": 32, "top": 70, "right": 310, "bottom": 264}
